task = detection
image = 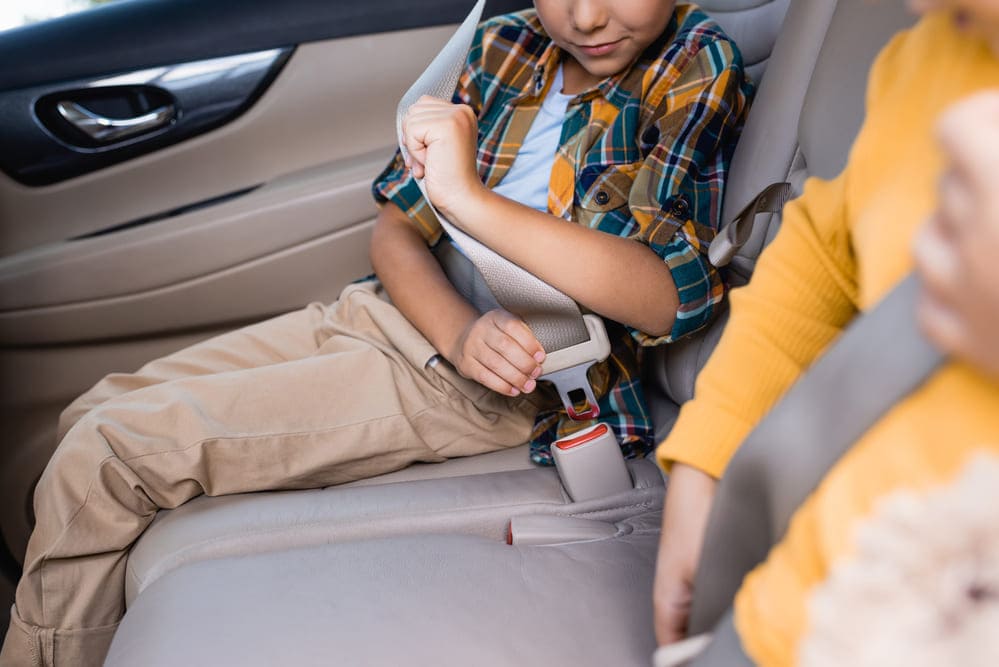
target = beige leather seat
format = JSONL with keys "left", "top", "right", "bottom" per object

{"left": 106, "top": 1, "right": 917, "bottom": 664}
{"left": 119, "top": 0, "right": 796, "bottom": 604}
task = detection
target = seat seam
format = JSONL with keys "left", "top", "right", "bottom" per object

{"left": 129, "top": 493, "right": 661, "bottom": 593}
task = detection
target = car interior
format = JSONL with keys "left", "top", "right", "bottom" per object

{"left": 0, "top": 0, "right": 921, "bottom": 663}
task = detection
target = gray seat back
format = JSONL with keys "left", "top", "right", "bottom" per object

{"left": 645, "top": 0, "right": 793, "bottom": 431}
{"left": 729, "top": 0, "right": 918, "bottom": 279}
{"left": 696, "top": 0, "right": 791, "bottom": 85}
{"left": 652, "top": 0, "right": 917, "bottom": 423}
{"left": 688, "top": 276, "right": 944, "bottom": 641}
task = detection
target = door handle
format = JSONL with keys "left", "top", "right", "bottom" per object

{"left": 55, "top": 100, "right": 175, "bottom": 144}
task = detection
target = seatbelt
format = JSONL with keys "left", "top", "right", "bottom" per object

{"left": 682, "top": 274, "right": 945, "bottom": 664}
{"left": 708, "top": 182, "right": 794, "bottom": 268}
{"left": 395, "top": 0, "right": 610, "bottom": 420}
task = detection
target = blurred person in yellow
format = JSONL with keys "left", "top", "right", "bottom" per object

{"left": 653, "top": 1, "right": 999, "bottom": 664}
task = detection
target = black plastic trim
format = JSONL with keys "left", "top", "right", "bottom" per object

{"left": 0, "top": 533, "right": 21, "bottom": 581}
{"left": 0, "top": 48, "right": 291, "bottom": 186}
{"left": 72, "top": 185, "right": 262, "bottom": 240}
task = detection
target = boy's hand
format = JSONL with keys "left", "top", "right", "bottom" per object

{"left": 402, "top": 96, "right": 485, "bottom": 219}
{"left": 447, "top": 309, "right": 546, "bottom": 397}
{"left": 653, "top": 463, "right": 717, "bottom": 645}
{"left": 915, "top": 91, "right": 999, "bottom": 380}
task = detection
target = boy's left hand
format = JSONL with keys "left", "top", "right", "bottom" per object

{"left": 915, "top": 91, "right": 999, "bottom": 380}
{"left": 402, "top": 96, "right": 485, "bottom": 218}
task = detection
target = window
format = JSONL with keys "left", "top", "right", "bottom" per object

{"left": 0, "top": 0, "right": 120, "bottom": 33}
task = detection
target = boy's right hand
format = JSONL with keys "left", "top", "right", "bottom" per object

{"left": 447, "top": 310, "right": 546, "bottom": 397}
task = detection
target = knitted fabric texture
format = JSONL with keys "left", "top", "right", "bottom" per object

{"left": 800, "top": 453, "right": 999, "bottom": 667}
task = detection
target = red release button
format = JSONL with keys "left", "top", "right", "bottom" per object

{"left": 554, "top": 423, "right": 609, "bottom": 451}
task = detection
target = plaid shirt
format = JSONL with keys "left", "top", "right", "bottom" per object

{"left": 373, "top": 4, "right": 752, "bottom": 464}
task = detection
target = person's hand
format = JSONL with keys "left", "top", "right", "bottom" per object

{"left": 447, "top": 309, "right": 546, "bottom": 397}
{"left": 401, "top": 96, "right": 485, "bottom": 219}
{"left": 914, "top": 91, "right": 999, "bottom": 380}
{"left": 653, "top": 463, "right": 717, "bottom": 645}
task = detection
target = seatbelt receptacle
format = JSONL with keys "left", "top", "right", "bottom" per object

{"left": 550, "top": 422, "right": 633, "bottom": 502}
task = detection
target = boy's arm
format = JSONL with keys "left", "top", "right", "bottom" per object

{"left": 368, "top": 202, "right": 477, "bottom": 364}
{"left": 402, "top": 38, "right": 749, "bottom": 339}
{"left": 401, "top": 99, "right": 678, "bottom": 333}
{"left": 369, "top": 25, "right": 547, "bottom": 398}
{"left": 369, "top": 201, "right": 544, "bottom": 397}
{"left": 456, "top": 189, "right": 679, "bottom": 335}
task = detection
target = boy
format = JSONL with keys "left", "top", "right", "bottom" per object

{"left": 1, "top": 1, "right": 749, "bottom": 665}
{"left": 652, "top": 1, "right": 999, "bottom": 664}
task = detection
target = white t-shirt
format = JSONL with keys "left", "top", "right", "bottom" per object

{"left": 490, "top": 64, "right": 574, "bottom": 212}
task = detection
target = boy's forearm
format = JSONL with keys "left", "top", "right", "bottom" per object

{"left": 441, "top": 188, "right": 680, "bottom": 336}
{"left": 369, "top": 204, "right": 478, "bottom": 361}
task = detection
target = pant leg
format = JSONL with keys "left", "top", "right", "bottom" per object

{"left": 1, "top": 282, "right": 538, "bottom": 666}
{"left": 57, "top": 304, "right": 330, "bottom": 441}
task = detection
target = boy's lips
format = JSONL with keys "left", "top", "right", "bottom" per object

{"left": 576, "top": 38, "right": 624, "bottom": 57}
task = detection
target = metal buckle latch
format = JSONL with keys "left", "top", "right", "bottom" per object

{"left": 538, "top": 314, "right": 611, "bottom": 420}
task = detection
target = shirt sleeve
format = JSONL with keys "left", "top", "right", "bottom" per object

{"left": 627, "top": 37, "right": 752, "bottom": 345}
{"left": 370, "top": 25, "right": 486, "bottom": 245}
{"left": 655, "top": 27, "right": 909, "bottom": 478}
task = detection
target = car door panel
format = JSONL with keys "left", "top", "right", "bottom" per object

{"left": 0, "top": 29, "right": 454, "bottom": 254}
{"left": 0, "top": 147, "right": 385, "bottom": 331}
{"left": 0, "top": 27, "right": 446, "bottom": 559}
{"left": 0, "top": 0, "right": 531, "bottom": 569}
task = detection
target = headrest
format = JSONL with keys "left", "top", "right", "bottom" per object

{"left": 692, "top": 0, "right": 791, "bottom": 84}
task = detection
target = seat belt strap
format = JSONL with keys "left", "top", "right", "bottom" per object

{"left": 686, "top": 274, "right": 945, "bottom": 657}
{"left": 691, "top": 613, "right": 753, "bottom": 667}
{"left": 395, "top": 0, "right": 609, "bottom": 419}
{"left": 653, "top": 614, "right": 751, "bottom": 667}
{"left": 708, "top": 182, "right": 794, "bottom": 268}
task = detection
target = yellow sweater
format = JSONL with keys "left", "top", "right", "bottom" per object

{"left": 656, "top": 12, "right": 999, "bottom": 666}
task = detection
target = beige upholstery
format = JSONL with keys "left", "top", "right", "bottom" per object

{"left": 110, "top": 511, "right": 664, "bottom": 667}
{"left": 698, "top": 0, "right": 791, "bottom": 84}
{"left": 124, "top": 460, "right": 666, "bottom": 604}
{"left": 745, "top": 0, "right": 917, "bottom": 266}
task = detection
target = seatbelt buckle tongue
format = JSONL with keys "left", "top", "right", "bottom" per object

{"left": 538, "top": 314, "right": 611, "bottom": 421}
{"left": 543, "top": 363, "right": 601, "bottom": 420}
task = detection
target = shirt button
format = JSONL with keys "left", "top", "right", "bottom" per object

{"left": 671, "top": 196, "right": 689, "bottom": 217}
{"left": 641, "top": 126, "right": 660, "bottom": 146}
{"left": 594, "top": 190, "right": 610, "bottom": 205}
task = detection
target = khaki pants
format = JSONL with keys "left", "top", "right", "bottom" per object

{"left": 0, "top": 282, "right": 539, "bottom": 666}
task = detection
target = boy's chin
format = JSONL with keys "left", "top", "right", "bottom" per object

{"left": 576, "top": 57, "right": 632, "bottom": 81}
